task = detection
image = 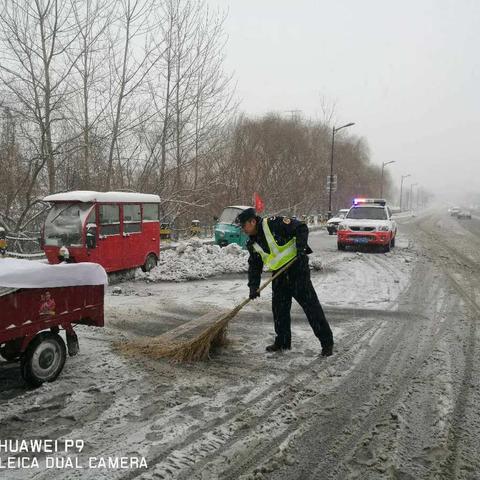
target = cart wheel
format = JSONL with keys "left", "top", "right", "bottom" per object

{"left": 141, "top": 253, "right": 157, "bottom": 273}
{"left": 0, "top": 350, "right": 19, "bottom": 361}
{"left": 0, "top": 339, "right": 22, "bottom": 361}
{"left": 20, "top": 332, "right": 67, "bottom": 387}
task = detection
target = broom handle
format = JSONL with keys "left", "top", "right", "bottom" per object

{"left": 228, "top": 257, "right": 298, "bottom": 315}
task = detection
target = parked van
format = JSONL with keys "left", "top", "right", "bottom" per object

{"left": 214, "top": 205, "right": 251, "bottom": 248}
{"left": 42, "top": 191, "right": 160, "bottom": 273}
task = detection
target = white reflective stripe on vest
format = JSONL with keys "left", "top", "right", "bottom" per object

{"left": 252, "top": 218, "right": 297, "bottom": 271}
{"left": 252, "top": 242, "right": 268, "bottom": 261}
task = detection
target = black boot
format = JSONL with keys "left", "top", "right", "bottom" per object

{"left": 321, "top": 344, "right": 333, "bottom": 357}
{"left": 266, "top": 343, "right": 289, "bottom": 352}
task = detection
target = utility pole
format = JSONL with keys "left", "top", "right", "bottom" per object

{"left": 380, "top": 161, "right": 395, "bottom": 198}
{"left": 399, "top": 174, "right": 411, "bottom": 211}
{"left": 328, "top": 122, "right": 355, "bottom": 218}
{"left": 409, "top": 183, "right": 418, "bottom": 210}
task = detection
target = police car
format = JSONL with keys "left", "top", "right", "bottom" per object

{"left": 337, "top": 198, "right": 397, "bottom": 252}
{"left": 326, "top": 209, "right": 349, "bottom": 235}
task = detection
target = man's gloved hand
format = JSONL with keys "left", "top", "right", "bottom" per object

{"left": 296, "top": 250, "right": 309, "bottom": 268}
{"left": 249, "top": 287, "right": 260, "bottom": 300}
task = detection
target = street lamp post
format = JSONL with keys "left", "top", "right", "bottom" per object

{"left": 328, "top": 122, "right": 355, "bottom": 218}
{"left": 399, "top": 174, "right": 411, "bottom": 211}
{"left": 380, "top": 161, "right": 395, "bottom": 198}
{"left": 409, "top": 183, "right": 418, "bottom": 211}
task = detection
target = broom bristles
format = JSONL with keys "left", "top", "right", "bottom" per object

{"left": 117, "top": 260, "right": 296, "bottom": 362}
{"left": 117, "top": 308, "right": 237, "bottom": 362}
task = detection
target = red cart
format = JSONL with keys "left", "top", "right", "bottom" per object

{"left": 0, "top": 259, "right": 107, "bottom": 386}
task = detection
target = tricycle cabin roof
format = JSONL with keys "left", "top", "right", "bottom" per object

{"left": 43, "top": 191, "right": 161, "bottom": 204}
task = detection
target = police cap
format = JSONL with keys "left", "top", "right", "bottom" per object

{"left": 236, "top": 207, "right": 257, "bottom": 225}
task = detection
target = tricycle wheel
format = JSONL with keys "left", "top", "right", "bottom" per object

{"left": 0, "top": 339, "right": 22, "bottom": 361}
{"left": 20, "top": 332, "right": 67, "bottom": 387}
{"left": 141, "top": 253, "right": 157, "bottom": 273}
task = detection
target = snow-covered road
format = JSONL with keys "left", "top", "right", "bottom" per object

{"left": 1, "top": 211, "right": 480, "bottom": 479}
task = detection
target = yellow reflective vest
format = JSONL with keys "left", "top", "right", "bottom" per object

{"left": 252, "top": 218, "right": 297, "bottom": 271}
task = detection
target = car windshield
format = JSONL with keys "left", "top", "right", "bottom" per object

{"left": 44, "top": 203, "right": 93, "bottom": 247}
{"left": 347, "top": 206, "right": 387, "bottom": 220}
{"left": 218, "top": 207, "right": 243, "bottom": 224}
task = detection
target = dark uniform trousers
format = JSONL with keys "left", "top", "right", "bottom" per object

{"left": 271, "top": 259, "right": 333, "bottom": 349}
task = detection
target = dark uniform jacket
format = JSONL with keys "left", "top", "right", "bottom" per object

{"left": 246, "top": 216, "right": 312, "bottom": 290}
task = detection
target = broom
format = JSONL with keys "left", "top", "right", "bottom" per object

{"left": 119, "top": 257, "right": 297, "bottom": 362}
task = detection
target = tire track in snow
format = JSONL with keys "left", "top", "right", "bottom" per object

{"left": 117, "top": 319, "right": 381, "bottom": 480}
{"left": 414, "top": 216, "right": 480, "bottom": 478}
{"left": 301, "top": 270, "right": 453, "bottom": 479}
{"left": 245, "top": 250, "right": 452, "bottom": 480}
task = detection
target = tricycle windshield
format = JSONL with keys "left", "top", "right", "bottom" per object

{"left": 44, "top": 203, "right": 93, "bottom": 247}
{"left": 218, "top": 207, "right": 242, "bottom": 225}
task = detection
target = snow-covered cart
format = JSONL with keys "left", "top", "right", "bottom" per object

{"left": 0, "top": 259, "right": 107, "bottom": 386}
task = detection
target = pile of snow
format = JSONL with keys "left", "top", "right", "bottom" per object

{"left": 139, "top": 238, "right": 324, "bottom": 282}
{"left": 309, "top": 255, "right": 323, "bottom": 271}
{"left": 142, "top": 239, "right": 249, "bottom": 282}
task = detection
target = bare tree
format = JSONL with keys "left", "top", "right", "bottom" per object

{"left": 0, "top": 107, "right": 20, "bottom": 217}
{"left": 103, "top": 0, "right": 164, "bottom": 190}
{"left": 65, "top": 0, "right": 113, "bottom": 189}
{"left": 214, "top": 114, "right": 391, "bottom": 217}
{"left": 0, "top": 0, "right": 82, "bottom": 194}
{"left": 0, "top": 0, "right": 237, "bottom": 239}
{"left": 141, "top": 0, "right": 236, "bottom": 224}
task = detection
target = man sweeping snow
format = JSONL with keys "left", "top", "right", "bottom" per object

{"left": 236, "top": 208, "right": 334, "bottom": 356}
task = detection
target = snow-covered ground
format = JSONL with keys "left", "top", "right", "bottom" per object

{"left": 125, "top": 230, "right": 414, "bottom": 314}
{"left": 102, "top": 232, "right": 415, "bottom": 368}
{"left": 3, "top": 213, "right": 480, "bottom": 479}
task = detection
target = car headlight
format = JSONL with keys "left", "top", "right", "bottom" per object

{"left": 377, "top": 225, "right": 390, "bottom": 232}
{"left": 337, "top": 224, "right": 348, "bottom": 231}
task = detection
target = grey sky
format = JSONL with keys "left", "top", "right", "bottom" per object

{"left": 208, "top": 0, "right": 480, "bottom": 198}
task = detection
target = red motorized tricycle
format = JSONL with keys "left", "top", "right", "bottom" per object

{"left": 42, "top": 191, "right": 161, "bottom": 273}
{"left": 0, "top": 259, "right": 107, "bottom": 387}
